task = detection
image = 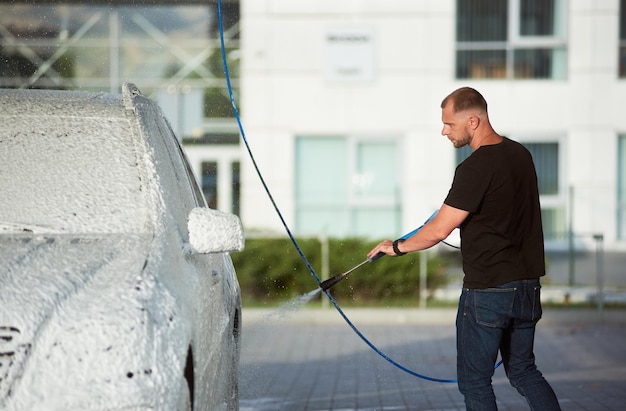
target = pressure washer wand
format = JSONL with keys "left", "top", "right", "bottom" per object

{"left": 319, "top": 210, "right": 440, "bottom": 292}
{"left": 319, "top": 252, "right": 384, "bottom": 292}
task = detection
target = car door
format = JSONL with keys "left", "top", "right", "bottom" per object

{"left": 145, "top": 103, "right": 241, "bottom": 409}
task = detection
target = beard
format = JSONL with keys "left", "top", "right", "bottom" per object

{"left": 450, "top": 131, "right": 471, "bottom": 149}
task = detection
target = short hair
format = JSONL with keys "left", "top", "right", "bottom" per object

{"left": 440, "top": 87, "right": 487, "bottom": 113}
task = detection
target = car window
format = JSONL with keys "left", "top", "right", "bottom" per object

{"left": 139, "top": 104, "right": 198, "bottom": 236}
{"left": 164, "top": 119, "right": 207, "bottom": 208}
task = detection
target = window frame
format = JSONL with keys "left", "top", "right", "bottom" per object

{"left": 456, "top": 0, "right": 569, "bottom": 80}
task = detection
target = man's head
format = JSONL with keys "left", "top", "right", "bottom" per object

{"left": 440, "top": 87, "right": 490, "bottom": 149}
{"left": 440, "top": 86, "right": 487, "bottom": 114}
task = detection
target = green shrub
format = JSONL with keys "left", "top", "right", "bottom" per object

{"left": 231, "top": 237, "right": 456, "bottom": 306}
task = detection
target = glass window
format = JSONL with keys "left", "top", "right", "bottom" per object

{"left": 457, "top": 0, "right": 508, "bottom": 42}
{"left": 202, "top": 161, "right": 218, "bottom": 210}
{"left": 200, "top": 159, "right": 240, "bottom": 215}
{"left": 526, "top": 142, "right": 564, "bottom": 240}
{"left": 541, "top": 207, "right": 567, "bottom": 242}
{"left": 0, "top": 3, "right": 239, "bottom": 122}
{"left": 456, "top": 0, "right": 568, "bottom": 80}
{"left": 295, "top": 136, "right": 401, "bottom": 238}
{"left": 295, "top": 137, "right": 349, "bottom": 236}
{"left": 620, "top": 0, "right": 626, "bottom": 77}
{"left": 520, "top": 0, "right": 556, "bottom": 36}
{"left": 525, "top": 142, "right": 559, "bottom": 195}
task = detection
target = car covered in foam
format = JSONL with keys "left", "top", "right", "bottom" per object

{"left": 0, "top": 84, "right": 244, "bottom": 411}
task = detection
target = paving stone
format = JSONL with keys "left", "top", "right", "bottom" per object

{"left": 240, "top": 308, "right": 626, "bottom": 411}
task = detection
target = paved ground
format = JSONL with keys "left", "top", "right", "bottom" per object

{"left": 239, "top": 306, "right": 626, "bottom": 411}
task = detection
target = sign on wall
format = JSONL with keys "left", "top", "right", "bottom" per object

{"left": 324, "top": 28, "right": 376, "bottom": 82}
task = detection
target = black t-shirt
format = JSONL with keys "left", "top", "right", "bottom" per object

{"left": 444, "top": 137, "right": 545, "bottom": 289}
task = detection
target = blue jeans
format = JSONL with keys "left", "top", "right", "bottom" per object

{"left": 456, "top": 279, "right": 561, "bottom": 411}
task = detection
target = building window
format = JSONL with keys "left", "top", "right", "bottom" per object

{"left": 525, "top": 142, "right": 559, "bottom": 195}
{"left": 201, "top": 161, "right": 218, "bottom": 210}
{"left": 455, "top": 140, "right": 564, "bottom": 240}
{"left": 456, "top": 0, "right": 568, "bottom": 80}
{"left": 295, "top": 136, "right": 402, "bottom": 238}
{"left": 199, "top": 158, "right": 240, "bottom": 215}
{"left": 525, "top": 142, "right": 565, "bottom": 240}
{"left": 620, "top": 0, "right": 626, "bottom": 77}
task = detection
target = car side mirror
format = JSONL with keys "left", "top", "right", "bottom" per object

{"left": 187, "top": 207, "right": 244, "bottom": 254}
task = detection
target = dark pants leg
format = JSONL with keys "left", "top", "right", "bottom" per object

{"left": 456, "top": 280, "right": 561, "bottom": 411}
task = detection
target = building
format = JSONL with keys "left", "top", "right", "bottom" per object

{"left": 240, "top": 0, "right": 626, "bottom": 257}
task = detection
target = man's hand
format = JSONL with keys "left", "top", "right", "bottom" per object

{"left": 367, "top": 239, "right": 396, "bottom": 260}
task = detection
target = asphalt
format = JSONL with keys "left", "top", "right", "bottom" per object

{"left": 239, "top": 306, "right": 626, "bottom": 411}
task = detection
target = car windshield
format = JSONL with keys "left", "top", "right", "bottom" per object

{"left": 0, "top": 114, "right": 152, "bottom": 234}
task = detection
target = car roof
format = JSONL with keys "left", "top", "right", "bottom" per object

{"left": 0, "top": 84, "right": 141, "bottom": 119}
{"left": 0, "top": 84, "right": 157, "bottom": 234}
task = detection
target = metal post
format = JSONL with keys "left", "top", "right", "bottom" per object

{"left": 593, "top": 234, "right": 604, "bottom": 325}
{"left": 419, "top": 251, "right": 427, "bottom": 309}
{"left": 568, "top": 185, "right": 575, "bottom": 286}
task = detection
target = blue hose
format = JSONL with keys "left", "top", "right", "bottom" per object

{"left": 216, "top": 0, "right": 500, "bottom": 383}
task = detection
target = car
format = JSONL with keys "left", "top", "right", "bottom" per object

{"left": 0, "top": 84, "right": 244, "bottom": 411}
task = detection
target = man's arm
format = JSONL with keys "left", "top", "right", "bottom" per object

{"left": 367, "top": 203, "right": 469, "bottom": 259}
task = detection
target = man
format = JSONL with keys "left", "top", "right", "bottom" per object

{"left": 368, "top": 87, "right": 561, "bottom": 410}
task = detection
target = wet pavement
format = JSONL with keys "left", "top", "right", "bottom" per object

{"left": 239, "top": 307, "right": 626, "bottom": 411}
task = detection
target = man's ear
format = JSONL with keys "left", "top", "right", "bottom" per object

{"left": 469, "top": 115, "right": 480, "bottom": 130}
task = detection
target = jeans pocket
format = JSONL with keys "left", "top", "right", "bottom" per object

{"left": 531, "top": 285, "right": 543, "bottom": 322}
{"left": 474, "top": 288, "right": 515, "bottom": 328}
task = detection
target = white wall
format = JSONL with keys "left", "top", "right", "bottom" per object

{"left": 239, "top": 0, "right": 626, "bottom": 250}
